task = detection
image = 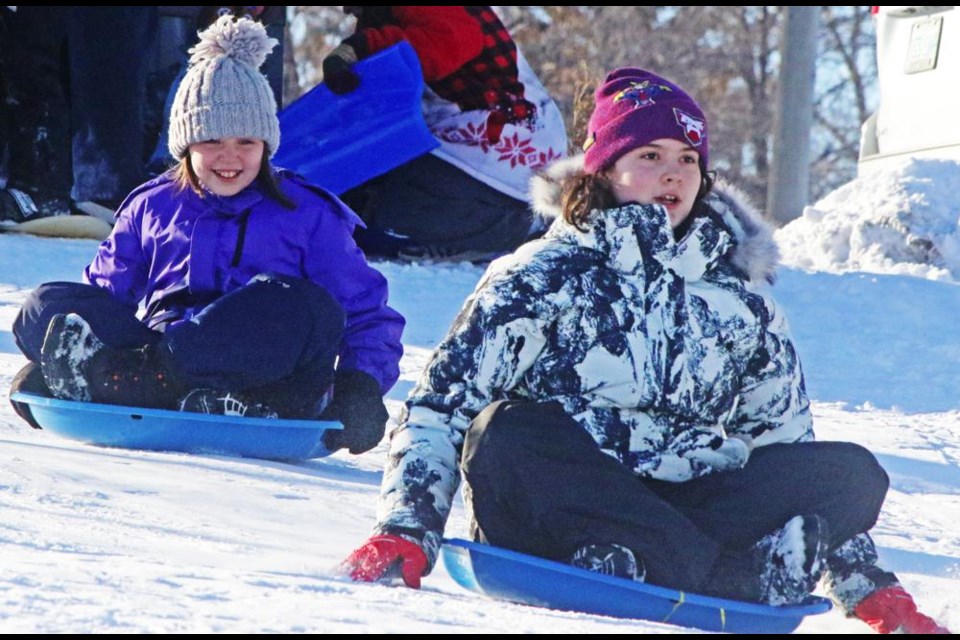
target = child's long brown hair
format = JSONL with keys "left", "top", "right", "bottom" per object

{"left": 174, "top": 150, "right": 296, "bottom": 209}
{"left": 560, "top": 173, "right": 618, "bottom": 231}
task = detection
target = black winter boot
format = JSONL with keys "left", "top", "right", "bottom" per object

{"left": 703, "top": 515, "right": 829, "bottom": 606}
{"left": 0, "top": 188, "right": 40, "bottom": 224}
{"left": 756, "top": 514, "right": 830, "bottom": 606}
{"left": 178, "top": 388, "right": 279, "bottom": 419}
{"left": 8, "top": 361, "right": 49, "bottom": 429}
{"left": 569, "top": 543, "right": 646, "bottom": 582}
{"left": 40, "top": 313, "right": 183, "bottom": 409}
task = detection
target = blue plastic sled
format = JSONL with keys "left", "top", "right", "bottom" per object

{"left": 274, "top": 41, "right": 439, "bottom": 195}
{"left": 441, "top": 538, "right": 832, "bottom": 634}
{"left": 11, "top": 392, "right": 342, "bottom": 462}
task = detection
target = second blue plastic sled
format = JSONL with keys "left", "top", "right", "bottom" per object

{"left": 441, "top": 538, "right": 832, "bottom": 634}
{"left": 11, "top": 392, "right": 342, "bottom": 462}
{"left": 274, "top": 42, "right": 439, "bottom": 195}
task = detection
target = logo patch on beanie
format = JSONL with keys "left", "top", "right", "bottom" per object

{"left": 673, "top": 108, "right": 705, "bottom": 147}
{"left": 613, "top": 80, "right": 673, "bottom": 109}
{"left": 582, "top": 132, "right": 596, "bottom": 152}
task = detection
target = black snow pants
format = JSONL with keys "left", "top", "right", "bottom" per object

{"left": 461, "top": 400, "right": 890, "bottom": 594}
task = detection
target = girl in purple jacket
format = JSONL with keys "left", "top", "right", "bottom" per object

{"left": 10, "top": 15, "right": 405, "bottom": 455}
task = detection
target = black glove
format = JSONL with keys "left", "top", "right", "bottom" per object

{"left": 322, "top": 43, "right": 361, "bottom": 95}
{"left": 321, "top": 369, "right": 388, "bottom": 454}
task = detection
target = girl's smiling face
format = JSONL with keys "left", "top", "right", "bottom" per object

{"left": 606, "top": 137, "right": 702, "bottom": 229}
{"left": 189, "top": 137, "right": 265, "bottom": 196}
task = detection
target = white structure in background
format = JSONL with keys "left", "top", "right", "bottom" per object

{"left": 859, "top": 6, "right": 960, "bottom": 174}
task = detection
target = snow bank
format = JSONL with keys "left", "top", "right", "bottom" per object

{"left": 777, "top": 159, "right": 960, "bottom": 281}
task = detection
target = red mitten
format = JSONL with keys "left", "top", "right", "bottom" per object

{"left": 342, "top": 534, "right": 428, "bottom": 589}
{"left": 854, "top": 586, "right": 950, "bottom": 634}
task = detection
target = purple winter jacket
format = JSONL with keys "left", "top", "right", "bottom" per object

{"left": 82, "top": 170, "right": 404, "bottom": 393}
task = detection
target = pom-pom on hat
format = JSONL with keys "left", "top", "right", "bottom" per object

{"left": 168, "top": 14, "right": 280, "bottom": 159}
{"left": 582, "top": 68, "right": 708, "bottom": 174}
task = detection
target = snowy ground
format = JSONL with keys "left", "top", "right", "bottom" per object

{"left": 2, "top": 165, "right": 959, "bottom": 632}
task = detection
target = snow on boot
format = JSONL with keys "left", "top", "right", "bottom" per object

{"left": 569, "top": 543, "right": 646, "bottom": 582}
{"left": 179, "top": 388, "right": 279, "bottom": 419}
{"left": 854, "top": 586, "right": 950, "bottom": 634}
{"left": 702, "top": 514, "right": 828, "bottom": 605}
{"left": 756, "top": 514, "right": 830, "bottom": 606}
{"left": 41, "top": 313, "right": 103, "bottom": 401}
{"left": 40, "top": 313, "right": 181, "bottom": 408}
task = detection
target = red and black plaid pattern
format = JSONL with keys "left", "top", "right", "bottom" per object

{"left": 428, "top": 7, "right": 537, "bottom": 126}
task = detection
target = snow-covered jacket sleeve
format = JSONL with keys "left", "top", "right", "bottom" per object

{"left": 82, "top": 197, "right": 149, "bottom": 307}
{"left": 373, "top": 248, "right": 564, "bottom": 569}
{"left": 348, "top": 7, "right": 484, "bottom": 82}
{"left": 301, "top": 194, "right": 404, "bottom": 394}
{"left": 725, "top": 292, "right": 815, "bottom": 447}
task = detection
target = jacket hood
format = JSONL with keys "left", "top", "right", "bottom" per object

{"left": 530, "top": 155, "right": 780, "bottom": 283}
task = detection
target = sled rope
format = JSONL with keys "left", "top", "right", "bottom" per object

{"left": 662, "top": 591, "right": 686, "bottom": 624}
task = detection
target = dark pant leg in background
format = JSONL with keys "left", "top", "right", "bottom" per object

{"left": 13, "top": 282, "right": 160, "bottom": 363}
{"left": 161, "top": 275, "right": 345, "bottom": 418}
{"left": 261, "top": 9, "right": 286, "bottom": 108}
{"left": 2, "top": 7, "right": 72, "bottom": 217}
{"left": 345, "top": 154, "right": 536, "bottom": 258}
{"left": 69, "top": 7, "right": 158, "bottom": 205}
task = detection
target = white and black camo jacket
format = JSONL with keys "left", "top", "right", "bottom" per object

{"left": 374, "top": 167, "right": 814, "bottom": 570}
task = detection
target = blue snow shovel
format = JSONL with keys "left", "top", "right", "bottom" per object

{"left": 273, "top": 41, "right": 439, "bottom": 195}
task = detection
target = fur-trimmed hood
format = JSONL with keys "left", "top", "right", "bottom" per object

{"left": 530, "top": 155, "right": 781, "bottom": 283}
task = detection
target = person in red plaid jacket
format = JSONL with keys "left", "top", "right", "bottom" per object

{"left": 323, "top": 6, "right": 568, "bottom": 263}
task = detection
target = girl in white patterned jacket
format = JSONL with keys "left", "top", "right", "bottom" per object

{"left": 341, "top": 67, "right": 947, "bottom": 633}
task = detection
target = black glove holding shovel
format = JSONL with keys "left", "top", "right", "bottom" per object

{"left": 322, "top": 42, "right": 362, "bottom": 95}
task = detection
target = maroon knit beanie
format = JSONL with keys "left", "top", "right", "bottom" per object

{"left": 583, "top": 68, "right": 708, "bottom": 174}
